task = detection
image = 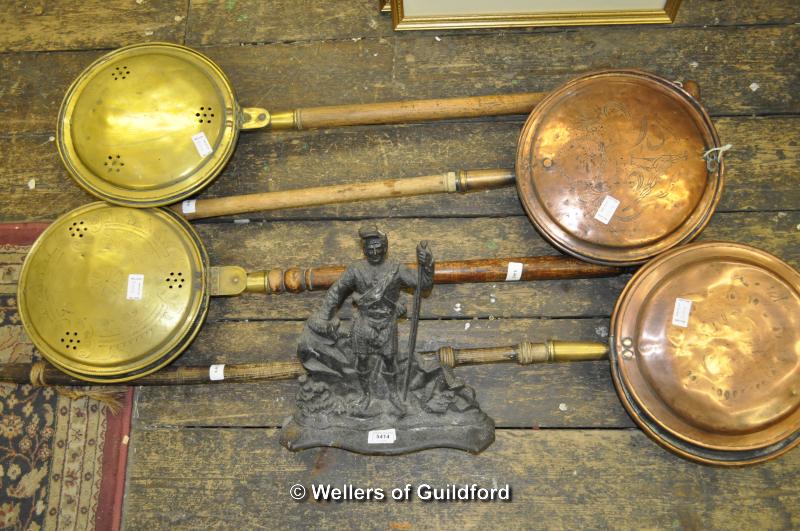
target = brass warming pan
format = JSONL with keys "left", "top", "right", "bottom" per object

{"left": 18, "top": 213, "right": 800, "bottom": 465}
{"left": 164, "top": 70, "right": 722, "bottom": 266}
{"left": 17, "top": 202, "right": 619, "bottom": 383}
{"left": 57, "top": 42, "right": 545, "bottom": 208}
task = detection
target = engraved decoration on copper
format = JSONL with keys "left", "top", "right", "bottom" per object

{"left": 516, "top": 70, "right": 723, "bottom": 266}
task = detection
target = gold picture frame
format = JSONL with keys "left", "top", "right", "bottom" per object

{"left": 389, "top": 0, "right": 682, "bottom": 30}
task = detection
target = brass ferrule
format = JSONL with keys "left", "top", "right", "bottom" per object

{"left": 245, "top": 271, "right": 267, "bottom": 293}
{"left": 517, "top": 340, "right": 608, "bottom": 365}
{"left": 269, "top": 110, "right": 298, "bottom": 130}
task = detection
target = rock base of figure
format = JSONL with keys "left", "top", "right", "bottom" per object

{"left": 280, "top": 412, "right": 495, "bottom": 455}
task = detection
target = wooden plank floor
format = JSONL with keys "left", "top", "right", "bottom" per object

{"left": 1, "top": 0, "right": 798, "bottom": 528}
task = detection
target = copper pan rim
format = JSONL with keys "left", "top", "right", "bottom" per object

{"left": 610, "top": 241, "right": 800, "bottom": 465}
{"left": 515, "top": 69, "right": 724, "bottom": 266}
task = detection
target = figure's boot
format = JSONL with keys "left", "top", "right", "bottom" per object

{"left": 354, "top": 380, "right": 371, "bottom": 411}
{"left": 388, "top": 392, "right": 407, "bottom": 417}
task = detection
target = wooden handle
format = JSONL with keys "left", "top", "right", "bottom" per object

{"left": 175, "top": 169, "right": 515, "bottom": 220}
{"left": 268, "top": 92, "right": 546, "bottom": 130}
{"left": 0, "top": 361, "right": 305, "bottom": 386}
{"left": 428, "top": 340, "right": 609, "bottom": 368}
{"left": 246, "top": 256, "right": 625, "bottom": 294}
{"left": 1, "top": 340, "right": 607, "bottom": 386}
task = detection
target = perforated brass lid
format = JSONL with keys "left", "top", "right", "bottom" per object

{"left": 18, "top": 203, "right": 210, "bottom": 382}
{"left": 57, "top": 43, "right": 239, "bottom": 207}
{"left": 611, "top": 242, "right": 800, "bottom": 465}
{"left": 516, "top": 70, "right": 723, "bottom": 266}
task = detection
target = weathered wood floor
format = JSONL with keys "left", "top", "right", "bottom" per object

{"left": 1, "top": 0, "right": 798, "bottom": 528}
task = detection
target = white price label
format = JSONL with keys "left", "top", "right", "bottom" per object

{"left": 126, "top": 274, "right": 144, "bottom": 300}
{"left": 594, "top": 195, "right": 620, "bottom": 225}
{"left": 367, "top": 428, "right": 396, "bottom": 444}
{"left": 191, "top": 132, "right": 213, "bottom": 158}
{"left": 506, "top": 261, "right": 523, "bottom": 281}
{"left": 209, "top": 364, "right": 225, "bottom": 381}
{"left": 672, "top": 298, "right": 693, "bottom": 328}
{"left": 181, "top": 199, "right": 197, "bottom": 214}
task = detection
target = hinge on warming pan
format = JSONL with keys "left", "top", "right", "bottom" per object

{"left": 209, "top": 266, "right": 248, "bottom": 296}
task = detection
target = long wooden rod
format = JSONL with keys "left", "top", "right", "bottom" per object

{"left": 0, "top": 341, "right": 608, "bottom": 386}
{"left": 266, "top": 92, "right": 547, "bottom": 130}
{"left": 245, "top": 256, "right": 625, "bottom": 294}
{"left": 175, "top": 169, "right": 515, "bottom": 220}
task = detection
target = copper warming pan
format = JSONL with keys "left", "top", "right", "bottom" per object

{"left": 165, "top": 70, "right": 724, "bottom": 266}
{"left": 58, "top": 42, "right": 546, "bottom": 208}
{"left": 62, "top": 67, "right": 724, "bottom": 266}
{"left": 16, "top": 228, "right": 800, "bottom": 465}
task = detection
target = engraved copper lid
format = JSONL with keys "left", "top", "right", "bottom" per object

{"left": 18, "top": 203, "right": 210, "bottom": 382}
{"left": 516, "top": 70, "right": 723, "bottom": 266}
{"left": 611, "top": 242, "right": 800, "bottom": 465}
{"left": 57, "top": 43, "right": 240, "bottom": 207}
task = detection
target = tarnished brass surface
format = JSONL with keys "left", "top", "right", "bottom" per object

{"left": 516, "top": 70, "right": 722, "bottom": 266}
{"left": 18, "top": 203, "right": 209, "bottom": 381}
{"left": 209, "top": 266, "right": 247, "bottom": 296}
{"left": 611, "top": 242, "right": 800, "bottom": 464}
{"left": 58, "top": 43, "right": 240, "bottom": 207}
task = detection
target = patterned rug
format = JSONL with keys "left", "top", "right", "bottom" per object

{"left": 0, "top": 224, "right": 133, "bottom": 531}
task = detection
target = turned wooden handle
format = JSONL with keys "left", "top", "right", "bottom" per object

{"left": 175, "top": 169, "right": 515, "bottom": 220}
{"left": 269, "top": 92, "right": 546, "bottom": 130}
{"left": 246, "top": 256, "right": 625, "bottom": 294}
{"left": 428, "top": 340, "right": 610, "bottom": 368}
{"left": 0, "top": 341, "right": 607, "bottom": 386}
{"left": 0, "top": 340, "right": 609, "bottom": 386}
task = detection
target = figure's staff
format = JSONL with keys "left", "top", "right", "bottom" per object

{"left": 9, "top": 242, "right": 798, "bottom": 466}
{"left": 402, "top": 241, "right": 429, "bottom": 401}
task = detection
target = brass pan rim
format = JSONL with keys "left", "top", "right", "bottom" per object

{"left": 610, "top": 241, "right": 800, "bottom": 465}
{"left": 57, "top": 42, "right": 241, "bottom": 207}
{"left": 515, "top": 69, "right": 724, "bottom": 266}
{"left": 18, "top": 202, "right": 212, "bottom": 381}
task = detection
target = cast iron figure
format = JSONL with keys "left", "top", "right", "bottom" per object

{"left": 280, "top": 227, "right": 494, "bottom": 455}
